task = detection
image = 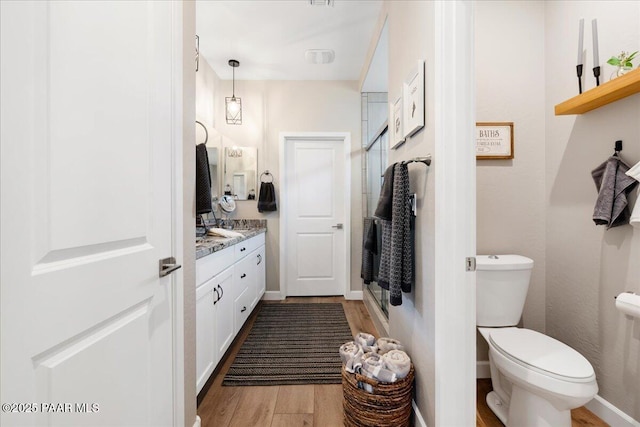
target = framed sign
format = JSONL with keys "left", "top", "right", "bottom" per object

{"left": 402, "top": 60, "right": 425, "bottom": 138}
{"left": 389, "top": 96, "right": 405, "bottom": 149}
{"left": 476, "top": 122, "right": 514, "bottom": 160}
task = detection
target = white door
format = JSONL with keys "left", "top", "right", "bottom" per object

{"left": 283, "top": 137, "right": 348, "bottom": 296}
{"left": 1, "top": 2, "right": 178, "bottom": 426}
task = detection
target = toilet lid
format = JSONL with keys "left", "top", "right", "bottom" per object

{"left": 489, "top": 328, "right": 594, "bottom": 380}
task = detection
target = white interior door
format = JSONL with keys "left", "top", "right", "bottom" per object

{"left": 283, "top": 137, "right": 347, "bottom": 296}
{"left": 1, "top": 2, "right": 177, "bottom": 426}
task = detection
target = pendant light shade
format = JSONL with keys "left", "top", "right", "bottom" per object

{"left": 226, "top": 59, "right": 242, "bottom": 125}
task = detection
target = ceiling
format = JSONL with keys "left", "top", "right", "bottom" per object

{"left": 196, "top": 0, "right": 384, "bottom": 81}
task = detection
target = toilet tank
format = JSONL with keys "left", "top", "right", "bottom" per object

{"left": 476, "top": 255, "right": 534, "bottom": 327}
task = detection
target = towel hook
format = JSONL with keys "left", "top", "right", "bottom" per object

{"left": 196, "top": 120, "right": 208, "bottom": 145}
{"left": 614, "top": 140, "right": 623, "bottom": 156}
{"left": 260, "top": 170, "right": 274, "bottom": 183}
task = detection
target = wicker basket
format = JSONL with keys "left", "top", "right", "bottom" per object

{"left": 341, "top": 364, "right": 414, "bottom": 427}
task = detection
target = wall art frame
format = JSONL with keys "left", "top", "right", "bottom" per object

{"left": 389, "top": 96, "right": 405, "bottom": 149}
{"left": 402, "top": 60, "right": 425, "bottom": 138}
{"left": 475, "top": 122, "right": 514, "bottom": 160}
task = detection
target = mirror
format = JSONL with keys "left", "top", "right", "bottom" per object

{"left": 206, "top": 147, "right": 219, "bottom": 201}
{"left": 197, "top": 121, "right": 221, "bottom": 203}
{"left": 223, "top": 146, "right": 257, "bottom": 200}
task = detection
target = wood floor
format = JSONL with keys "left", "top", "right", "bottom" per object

{"left": 197, "top": 297, "right": 379, "bottom": 427}
{"left": 198, "top": 297, "right": 607, "bottom": 427}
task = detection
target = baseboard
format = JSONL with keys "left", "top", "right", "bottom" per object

{"left": 262, "top": 291, "right": 284, "bottom": 301}
{"left": 476, "top": 360, "right": 491, "bottom": 379}
{"left": 363, "top": 291, "right": 389, "bottom": 336}
{"left": 412, "top": 400, "right": 428, "bottom": 427}
{"left": 585, "top": 395, "right": 640, "bottom": 427}
{"left": 345, "top": 290, "right": 363, "bottom": 300}
{"left": 193, "top": 415, "right": 201, "bottom": 427}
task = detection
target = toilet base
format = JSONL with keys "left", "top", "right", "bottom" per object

{"left": 487, "top": 387, "right": 572, "bottom": 427}
{"left": 508, "top": 385, "right": 571, "bottom": 427}
{"left": 486, "top": 391, "right": 508, "bottom": 425}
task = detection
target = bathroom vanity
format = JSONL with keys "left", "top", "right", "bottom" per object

{"left": 195, "top": 227, "right": 266, "bottom": 393}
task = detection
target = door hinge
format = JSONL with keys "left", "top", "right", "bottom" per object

{"left": 465, "top": 257, "right": 476, "bottom": 272}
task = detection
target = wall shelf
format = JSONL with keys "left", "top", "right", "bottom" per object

{"left": 555, "top": 68, "right": 640, "bottom": 115}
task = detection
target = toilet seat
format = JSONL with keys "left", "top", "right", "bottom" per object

{"left": 489, "top": 328, "right": 595, "bottom": 383}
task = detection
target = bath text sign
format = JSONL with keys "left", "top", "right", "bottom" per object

{"left": 476, "top": 122, "right": 514, "bottom": 160}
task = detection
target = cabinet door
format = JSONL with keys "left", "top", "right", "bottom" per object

{"left": 195, "top": 279, "right": 217, "bottom": 394}
{"left": 251, "top": 246, "right": 267, "bottom": 308}
{"left": 214, "top": 267, "right": 235, "bottom": 361}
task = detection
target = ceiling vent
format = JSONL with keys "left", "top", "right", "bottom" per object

{"left": 305, "top": 49, "right": 335, "bottom": 64}
{"left": 309, "top": 0, "right": 334, "bottom": 6}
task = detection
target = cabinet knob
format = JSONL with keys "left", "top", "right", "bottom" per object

{"left": 241, "top": 306, "right": 247, "bottom": 313}
{"left": 257, "top": 254, "right": 262, "bottom": 265}
{"left": 240, "top": 247, "right": 246, "bottom": 252}
{"left": 241, "top": 273, "right": 246, "bottom": 279}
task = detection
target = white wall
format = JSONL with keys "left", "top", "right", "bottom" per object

{"left": 475, "top": 1, "right": 546, "bottom": 360}
{"left": 385, "top": 1, "right": 438, "bottom": 424}
{"left": 545, "top": 1, "right": 640, "bottom": 419}
{"left": 213, "top": 79, "right": 362, "bottom": 294}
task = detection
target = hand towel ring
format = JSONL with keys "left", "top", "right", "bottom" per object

{"left": 260, "top": 170, "right": 274, "bottom": 183}
{"left": 196, "top": 120, "right": 208, "bottom": 145}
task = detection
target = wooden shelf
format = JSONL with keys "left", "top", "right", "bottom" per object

{"left": 555, "top": 67, "right": 640, "bottom": 115}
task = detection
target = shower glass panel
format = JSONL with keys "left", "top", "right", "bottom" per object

{"left": 365, "top": 128, "right": 389, "bottom": 317}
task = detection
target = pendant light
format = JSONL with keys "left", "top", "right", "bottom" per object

{"left": 225, "top": 59, "right": 242, "bottom": 125}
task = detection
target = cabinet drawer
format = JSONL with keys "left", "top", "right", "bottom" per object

{"left": 233, "top": 255, "right": 255, "bottom": 300}
{"left": 196, "top": 246, "right": 234, "bottom": 287}
{"left": 234, "top": 287, "right": 252, "bottom": 334}
{"left": 234, "top": 233, "right": 265, "bottom": 262}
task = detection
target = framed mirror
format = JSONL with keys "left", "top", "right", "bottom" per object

{"left": 223, "top": 146, "right": 257, "bottom": 200}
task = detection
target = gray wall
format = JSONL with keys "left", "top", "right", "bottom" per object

{"left": 476, "top": 0, "right": 640, "bottom": 419}
{"left": 475, "top": 1, "right": 547, "bottom": 360}
{"left": 545, "top": 1, "right": 640, "bottom": 419}
{"left": 476, "top": 1, "right": 640, "bottom": 419}
{"left": 385, "top": 1, "right": 437, "bottom": 424}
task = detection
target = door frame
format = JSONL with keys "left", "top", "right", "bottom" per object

{"left": 279, "top": 132, "right": 352, "bottom": 299}
{"left": 433, "top": 1, "right": 476, "bottom": 426}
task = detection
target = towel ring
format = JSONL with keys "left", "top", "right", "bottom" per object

{"left": 196, "top": 120, "right": 208, "bottom": 145}
{"left": 260, "top": 170, "right": 274, "bottom": 183}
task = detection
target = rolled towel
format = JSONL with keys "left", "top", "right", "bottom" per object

{"left": 355, "top": 332, "right": 378, "bottom": 353}
{"left": 339, "top": 341, "right": 364, "bottom": 374}
{"left": 382, "top": 350, "right": 411, "bottom": 380}
{"left": 361, "top": 352, "right": 397, "bottom": 383}
{"left": 377, "top": 337, "right": 404, "bottom": 355}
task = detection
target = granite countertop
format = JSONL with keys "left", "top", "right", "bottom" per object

{"left": 196, "top": 219, "right": 267, "bottom": 260}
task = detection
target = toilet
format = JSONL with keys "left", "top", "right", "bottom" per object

{"left": 477, "top": 255, "right": 598, "bottom": 427}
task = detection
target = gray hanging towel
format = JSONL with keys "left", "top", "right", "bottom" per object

{"left": 258, "top": 182, "right": 277, "bottom": 212}
{"left": 592, "top": 156, "right": 638, "bottom": 228}
{"left": 374, "top": 164, "right": 396, "bottom": 220}
{"left": 378, "top": 162, "right": 413, "bottom": 306}
{"left": 361, "top": 217, "right": 376, "bottom": 284}
{"left": 196, "top": 143, "right": 212, "bottom": 215}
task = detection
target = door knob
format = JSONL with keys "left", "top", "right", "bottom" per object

{"left": 331, "top": 223, "right": 343, "bottom": 229}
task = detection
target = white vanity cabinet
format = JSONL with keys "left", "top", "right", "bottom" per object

{"left": 195, "top": 266, "right": 233, "bottom": 393}
{"left": 195, "top": 233, "right": 266, "bottom": 394}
